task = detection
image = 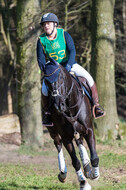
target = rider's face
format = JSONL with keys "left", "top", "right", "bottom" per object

{"left": 43, "top": 22, "right": 54, "bottom": 35}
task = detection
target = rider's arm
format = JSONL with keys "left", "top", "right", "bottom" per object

{"left": 37, "top": 38, "right": 46, "bottom": 71}
{"left": 64, "top": 31, "right": 76, "bottom": 68}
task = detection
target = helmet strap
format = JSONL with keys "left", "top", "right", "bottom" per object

{"left": 46, "top": 23, "right": 56, "bottom": 36}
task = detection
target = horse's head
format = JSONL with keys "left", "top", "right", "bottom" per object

{"left": 43, "top": 58, "right": 73, "bottom": 112}
{"left": 44, "top": 57, "right": 72, "bottom": 94}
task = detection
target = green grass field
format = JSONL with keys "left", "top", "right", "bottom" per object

{"left": 0, "top": 134, "right": 126, "bottom": 190}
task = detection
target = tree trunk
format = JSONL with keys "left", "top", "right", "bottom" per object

{"left": 17, "top": 0, "right": 43, "bottom": 149}
{"left": 91, "top": 0, "right": 119, "bottom": 140}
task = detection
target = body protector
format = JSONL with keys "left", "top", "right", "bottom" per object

{"left": 39, "top": 29, "right": 69, "bottom": 64}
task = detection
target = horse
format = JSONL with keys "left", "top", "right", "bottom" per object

{"left": 42, "top": 58, "right": 100, "bottom": 190}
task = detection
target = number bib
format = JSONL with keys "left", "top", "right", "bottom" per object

{"left": 39, "top": 29, "right": 69, "bottom": 64}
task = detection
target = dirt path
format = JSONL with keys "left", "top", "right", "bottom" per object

{"left": 0, "top": 131, "right": 58, "bottom": 165}
{"left": 0, "top": 131, "right": 126, "bottom": 164}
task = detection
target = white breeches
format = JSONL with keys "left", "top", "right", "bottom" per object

{"left": 71, "top": 63, "right": 94, "bottom": 87}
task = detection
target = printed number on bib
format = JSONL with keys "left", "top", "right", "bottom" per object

{"left": 49, "top": 50, "right": 66, "bottom": 61}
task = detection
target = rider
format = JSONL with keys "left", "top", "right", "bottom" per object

{"left": 37, "top": 13, "right": 105, "bottom": 126}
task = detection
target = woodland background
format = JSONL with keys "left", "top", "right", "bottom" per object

{"left": 0, "top": 0, "right": 126, "bottom": 147}
{"left": 0, "top": 1, "right": 126, "bottom": 189}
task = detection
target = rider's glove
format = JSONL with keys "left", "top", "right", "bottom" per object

{"left": 65, "top": 64, "right": 71, "bottom": 72}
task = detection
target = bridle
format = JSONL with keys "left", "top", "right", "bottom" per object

{"left": 44, "top": 66, "right": 74, "bottom": 98}
{"left": 44, "top": 66, "right": 84, "bottom": 121}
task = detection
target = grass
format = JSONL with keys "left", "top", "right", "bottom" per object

{"left": 0, "top": 164, "right": 78, "bottom": 190}
{"left": 0, "top": 135, "right": 126, "bottom": 190}
{"left": 100, "top": 152, "right": 126, "bottom": 168}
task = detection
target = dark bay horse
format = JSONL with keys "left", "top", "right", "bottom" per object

{"left": 42, "top": 58, "right": 99, "bottom": 190}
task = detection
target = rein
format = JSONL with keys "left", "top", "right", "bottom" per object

{"left": 44, "top": 63, "right": 84, "bottom": 126}
{"left": 62, "top": 81, "right": 83, "bottom": 122}
{"left": 51, "top": 71, "right": 84, "bottom": 123}
{"left": 49, "top": 66, "right": 74, "bottom": 98}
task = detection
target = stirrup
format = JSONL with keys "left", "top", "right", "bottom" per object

{"left": 93, "top": 104, "right": 105, "bottom": 119}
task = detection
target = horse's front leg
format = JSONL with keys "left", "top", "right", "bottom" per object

{"left": 85, "top": 129, "right": 100, "bottom": 180}
{"left": 47, "top": 126, "right": 67, "bottom": 182}
{"left": 63, "top": 138, "right": 91, "bottom": 190}
{"left": 54, "top": 135, "right": 67, "bottom": 183}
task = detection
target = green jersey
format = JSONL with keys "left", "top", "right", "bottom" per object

{"left": 39, "top": 29, "right": 69, "bottom": 64}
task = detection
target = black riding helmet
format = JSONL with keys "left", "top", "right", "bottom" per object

{"left": 40, "top": 13, "right": 59, "bottom": 26}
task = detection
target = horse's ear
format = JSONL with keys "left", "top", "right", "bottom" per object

{"left": 49, "top": 57, "right": 59, "bottom": 66}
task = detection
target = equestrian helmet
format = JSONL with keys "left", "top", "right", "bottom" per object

{"left": 40, "top": 13, "right": 59, "bottom": 26}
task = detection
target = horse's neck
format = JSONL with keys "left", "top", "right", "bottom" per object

{"left": 62, "top": 69, "right": 73, "bottom": 94}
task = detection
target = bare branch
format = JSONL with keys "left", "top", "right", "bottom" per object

{"left": 0, "top": 14, "right": 8, "bottom": 46}
{"left": 68, "top": 3, "right": 90, "bottom": 15}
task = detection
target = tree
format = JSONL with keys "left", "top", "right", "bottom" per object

{"left": 91, "top": 0, "right": 119, "bottom": 139}
{"left": 16, "top": 0, "right": 43, "bottom": 149}
{"left": 0, "top": 0, "right": 16, "bottom": 114}
{"left": 115, "top": 0, "right": 126, "bottom": 120}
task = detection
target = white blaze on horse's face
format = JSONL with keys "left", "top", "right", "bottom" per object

{"left": 51, "top": 89, "right": 59, "bottom": 96}
{"left": 51, "top": 82, "right": 59, "bottom": 96}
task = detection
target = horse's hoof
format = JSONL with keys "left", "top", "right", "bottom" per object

{"left": 80, "top": 181, "right": 91, "bottom": 190}
{"left": 58, "top": 172, "right": 67, "bottom": 183}
{"left": 84, "top": 164, "right": 92, "bottom": 179}
{"left": 89, "top": 166, "right": 100, "bottom": 180}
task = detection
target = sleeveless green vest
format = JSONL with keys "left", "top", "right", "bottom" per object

{"left": 39, "top": 29, "right": 69, "bottom": 64}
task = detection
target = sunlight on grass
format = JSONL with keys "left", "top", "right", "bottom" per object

{"left": 0, "top": 164, "right": 78, "bottom": 190}
{"left": 99, "top": 152, "right": 126, "bottom": 169}
{"left": 0, "top": 134, "right": 126, "bottom": 190}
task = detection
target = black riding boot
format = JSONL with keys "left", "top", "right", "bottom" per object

{"left": 42, "top": 94, "right": 53, "bottom": 126}
{"left": 91, "top": 83, "right": 105, "bottom": 119}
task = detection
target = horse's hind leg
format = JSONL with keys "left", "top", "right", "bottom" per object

{"left": 63, "top": 139, "right": 91, "bottom": 190}
{"left": 54, "top": 136, "right": 67, "bottom": 183}
{"left": 85, "top": 129, "right": 100, "bottom": 180}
